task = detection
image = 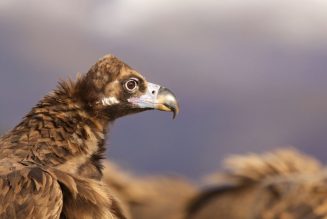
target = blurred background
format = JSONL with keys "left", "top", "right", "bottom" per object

{"left": 1, "top": 0, "right": 327, "bottom": 181}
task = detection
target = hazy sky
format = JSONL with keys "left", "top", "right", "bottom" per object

{"left": 1, "top": 0, "right": 327, "bottom": 179}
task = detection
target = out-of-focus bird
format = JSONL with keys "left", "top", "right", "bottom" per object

{"left": 0, "top": 55, "right": 179, "bottom": 218}
{"left": 186, "top": 149, "right": 327, "bottom": 219}
{"left": 102, "top": 161, "right": 197, "bottom": 219}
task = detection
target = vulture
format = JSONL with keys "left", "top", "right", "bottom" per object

{"left": 102, "top": 161, "right": 197, "bottom": 219}
{"left": 186, "top": 149, "right": 327, "bottom": 219}
{"left": 0, "top": 55, "right": 179, "bottom": 219}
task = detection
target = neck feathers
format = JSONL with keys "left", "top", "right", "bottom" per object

{"left": 0, "top": 78, "right": 109, "bottom": 178}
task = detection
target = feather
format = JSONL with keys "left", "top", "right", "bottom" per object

{"left": 0, "top": 54, "right": 170, "bottom": 219}
{"left": 102, "top": 161, "right": 197, "bottom": 219}
{"left": 186, "top": 148, "right": 327, "bottom": 219}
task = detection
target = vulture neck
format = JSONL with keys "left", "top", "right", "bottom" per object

{"left": 1, "top": 81, "right": 114, "bottom": 179}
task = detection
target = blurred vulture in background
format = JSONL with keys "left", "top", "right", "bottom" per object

{"left": 186, "top": 149, "right": 327, "bottom": 219}
{"left": 102, "top": 161, "right": 198, "bottom": 219}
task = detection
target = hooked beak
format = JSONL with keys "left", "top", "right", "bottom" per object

{"left": 127, "top": 82, "right": 180, "bottom": 119}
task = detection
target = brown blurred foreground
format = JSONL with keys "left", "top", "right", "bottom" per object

{"left": 187, "top": 149, "right": 327, "bottom": 219}
{"left": 103, "top": 149, "right": 327, "bottom": 219}
{"left": 102, "top": 161, "right": 197, "bottom": 219}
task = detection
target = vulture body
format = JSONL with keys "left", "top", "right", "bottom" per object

{"left": 187, "top": 149, "right": 327, "bottom": 219}
{"left": 102, "top": 162, "right": 197, "bottom": 219}
{"left": 0, "top": 55, "right": 179, "bottom": 218}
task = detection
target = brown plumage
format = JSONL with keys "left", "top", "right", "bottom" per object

{"left": 186, "top": 149, "right": 327, "bottom": 219}
{"left": 0, "top": 55, "right": 179, "bottom": 218}
{"left": 102, "top": 161, "right": 197, "bottom": 219}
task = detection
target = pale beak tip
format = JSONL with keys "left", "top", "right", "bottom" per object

{"left": 172, "top": 111, "right": 177, "bottom": 119}
{"left": 172, "top": 105, "right": 180, "bottom": 119}
{"left": 157, "top": 87, "right": 180, "bottom": 119}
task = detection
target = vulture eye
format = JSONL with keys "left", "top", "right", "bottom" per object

{"left": 124, "top": 78, "right": 139, "bottom": 92}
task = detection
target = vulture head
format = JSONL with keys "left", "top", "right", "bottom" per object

{"left": 75, "top": 55, "right": 179, "bottom": 120}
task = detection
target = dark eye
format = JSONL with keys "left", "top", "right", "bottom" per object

{"left": 124, "top": 78, "right": 139, "bottom": 92}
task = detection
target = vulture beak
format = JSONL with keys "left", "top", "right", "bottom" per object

{"left": 128, "top": 82, "right": 180, "bottom": 119}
